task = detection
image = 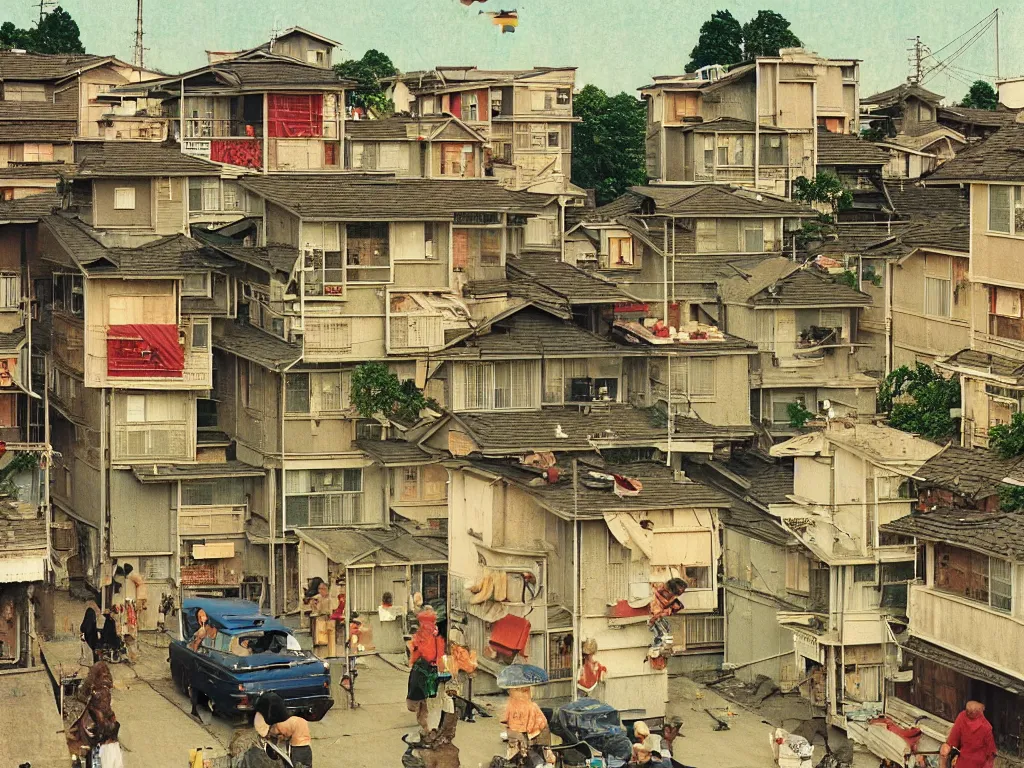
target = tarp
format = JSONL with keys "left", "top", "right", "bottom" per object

{"left": 107, "top": 324, "right": 184, "bottom": 377}
{"left": 604, "top": 512, "right": 652, "bottom": 561}
{"left": 268, "top": 94, "right": 323, "bottom": 138}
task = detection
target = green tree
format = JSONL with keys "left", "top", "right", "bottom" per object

{"left": 686, "top": 10, "right": 743, "bottom": 72}
{"left": 959, "top": 80, "right": 998, "bottom": 110}
{"left": 335, "top": 49, "right": 398, "bottom": 113}
{"left": 350, "top": 362, "right": 431, "bottom": 423}
{"left": 571, "top": 84, "right": 647, "bottom": 205}
{"left": 988, "top": 413, "right": 1024, "bottom": 511}
{"left": 794, "top": 171, "right": 853, "bottom": 220}
{"left": 0, "top": 7, "right": 84, "bottom": 54}
{"left": 877, "top": 364, "right": 960, "bottom": 439}
{"left": 742, "top": 10, "right": 802, "bottom": 59}
{"left": 787, "top": 401, "right": 813, "bottom": 428}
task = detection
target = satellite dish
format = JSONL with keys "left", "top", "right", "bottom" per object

{"left": 822, "top": 399, "right": 832, "bottom": 411}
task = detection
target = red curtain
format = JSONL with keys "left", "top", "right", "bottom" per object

{"left": 107, "top": 324, "right": 184, "bottom": 378}
{"left": 267, "top": 94, "right": 324, "bottom": 138}
{"left": 210, "top": 139, "right": 263, "bottom": 169}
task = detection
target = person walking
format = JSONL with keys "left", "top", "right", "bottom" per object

{"left": 406, "top": 606, "right": 444, "bottom": 736}
{"left": 255, "top": 693, "right": 313, "bottom": 768}
{"left": 80, "top": 601, "right": 102, "bottom": 664}
{"left": 940, "top": 701, "right": 997, "bottom": 768}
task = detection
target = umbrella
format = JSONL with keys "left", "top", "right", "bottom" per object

{"left": 496, "top": 663, "right": 549, "bottom": 689}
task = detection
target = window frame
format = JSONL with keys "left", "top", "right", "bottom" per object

{"left": 988, "top": 184, "right": 1024, "bottom": 236}
{"left": 284, "top": 467, "right": 365, "bottom": 528}
{"left": 182, "top": 272, "right": 211, "bottom": 297}
{"left": 190, "top": 320, "right": 209, "bottom": 350}
{"left": 924, "top": 275, "right": 952, "bottom": 318}
{"left": 113, "top": 187, "right": 137, "bottom": 210}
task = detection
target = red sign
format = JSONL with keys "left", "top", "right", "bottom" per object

{"left": 613, "top": 302, "right": 650, "bottom": 315}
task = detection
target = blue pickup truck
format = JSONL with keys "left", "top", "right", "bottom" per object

{"left": 169, "top": 598, "right": 333, "bottom": 721}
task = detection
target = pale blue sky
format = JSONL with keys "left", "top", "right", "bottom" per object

{"left": 8, "top": 1, "right": 1015, "bottom": 102}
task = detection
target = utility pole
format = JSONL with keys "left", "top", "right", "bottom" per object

{"left": 907, "top": 36, "right": 924, "bottom": 84}
{"left": 995, "top": 8, "right": 1001, "bottom": 80}
{"left": 35, "top": 0, "right": 56, "bottom": 24}
{"left": 132, "top": 0, "right": 144, "bottom": 70}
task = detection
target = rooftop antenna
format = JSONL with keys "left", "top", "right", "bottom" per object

{"left": 35, "top": 0, "right": 57, "bottom": 24}
{"left": 132, "top": 0, "right": 144, "bottom": 69}
{"left": 269, "top": 20, "right": 281, "bottom": 53}
{"left": 907, "top": 36, "right": 925, "bottom": 84}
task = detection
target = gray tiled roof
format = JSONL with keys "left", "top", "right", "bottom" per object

{"left": 724, "top": 452, "right": 794, "bottom": 507}
{"left": 630, "top": 185, "right": 813, "bottom": 218}
{"left": 466, "top": 456, "right": 731, "bottom": 515}
{"left": 296, "top": 528, "right": 447, "bottom": 566}
{"left": 74, "top": 141, "right": 223, "bottom": 177}
{"left": 447, "top": 307, "right": 623, "bottom": 358}
{"left": 0, "top": 327, "right": 27, "bottom": 353}
{"left": 939, "top": 348, "right": 1024, "bottom": 381}
{"left": 0, "top": 51, "right": 106, "bottom": 81}
{"left": 937, "top": 105, "right": 1020, "bottom": 128}
{"left": 682, "top": 117, "right": 787, "bottom": 134}
{"left": 0, "top": 191, "right": 59, "bottom": 222}
{"left": 750, "top": 267, "right": 872, "bottom": 307}
{"left": 131, "top": 460, "right": 265, "bottom": 483}
{"left": 815, "top": 131, "right": 890, "bottom": 166}
{"left": 210, "top": 58, "right": 348, "bottom": 88}
{"left": 884, "top": 181, "right": 969, "bottom": 220}
{"left": 212, "top": 319, "right": 302, "bottom": 371}
{"left": 205, "top": 243, "right": 299, "bottom": 277}
{"left": 926, "top": 123, "right": 1024, "bottom": 182}
{"left": 0, "top": 163, "right": 72, "bottom": 179}
{"left": 0, "top": 514, "right": 47, "bottom": 553}
{"left": 461, "top": 278, "right": 570, "bottom": 319}
{"left": 0, "top": 120, "right": 77, "bottom": 142}
{"left": 345, "top": 116, "right": 479, "bottom": 141}
{"left": 861, "top": 83, "right": 943, "bottom": 108}
{"left": 882, "top": 509, "right": 1024, "bottom": 562}
{"left": 354, "top": 439, "right": 437, "bottom": 466}
{"left": 508, "top": 253, "right": 636, "bottom": 305}
{"left": 914, "top": 446, "right": 1024, "bottom": 501}
{"left": 0, "top": 100, "right": 78, "bottom": 120}
{"left": 239, "top": 175, "right": 547, "bottom": 219}
{"left": 451, "top": 405, "right": 671, "bottom": 455}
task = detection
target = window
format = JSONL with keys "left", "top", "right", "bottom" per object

{"left": 760, "top": 134, "right": 784, "bottom": 165}
{"left": 23, "top": 143, "right": 54, "bottom": 162}
{"left": 934, "top": 543, "right": 1013, "bottom": 613}
{"left": 453, "top": 228, "right": 503, "bottom": 268}
{"left": 125, "top": 394, "right": 147, "bottom": 423}
{"left": 716, "top": 134, "right": 751, "bottom": 166}
{"left": 556, "top": 89, "right": 571, "bottom": 106}
{"left": 744, "top": 222, "right": 764, "bottom": 253}
{"left": 285, "top": 468, "right": 364, "bottom": 527}
{"left": 188, "top": 178, "right": 220, "bottom": 212}
{"left": 682, "top": 566, "right": 710, "bottom": 589}
{"left": 113, "top": 187, "right": 136, "bottom": 210}
{"left": 853, "top": 564, "right": 877, "bottom": 583}
{"left": 786, "top": 550, "right": 810, "bottom": 593}
{"left": 924, "top": 276, "right": 951, "bottom": 317}
{"left": 182, "top": 272, "right": 210, "bottom": 297}
{"left": 703, "top": 135, "right": 715, "bottom": 170}
{"left": 285, "top": 371, "right": 349, "bottom": 414}
{"left": 547, "top": 131, "right": 560, "bottom": 148}
{"left": 0, "top": 274, "right": 19, "bottom": 310}
{"left": 452, "top": 360, "right": 539, "bottom": 411}
{"left": 346, "top": 223, "right": 391, "bottom": 282}
{"left": 285, "top": 373, "right": 310, "bottom": 414}
{"left": 687, "top": 359, "right": 716, "bottom": 398}
{"left": 608, "top": 236, "right": 634, "bottom": 266}
{"left": 988, "top": 185, "right": 1024, "bottom": 235}
{"left": 191, "top": 321, "right": 209, "bottom": 350}
{"left": 465, "top": 92, "right": 479, "bottom": 121}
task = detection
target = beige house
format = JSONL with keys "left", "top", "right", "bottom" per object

{"left": 344, "top": 116, "right": 486, "bottom": 178}
{"left": 389, "top": 66, "right": 579, "bottom": 192}
{"left": 207, "top": 28, "right": 340, "bottom": 70}
{"left": 927, "top": 122, "right": 1024, "bottom": 448}
{"left": 769, "top": 423, "right": 940, "bottom": 729}
{"left": 641, "top": 48, "right": 860, "bottom": 195}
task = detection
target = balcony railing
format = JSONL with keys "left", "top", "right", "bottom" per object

{"left": 684, "top": 614, "right": 724, "bottom": 649}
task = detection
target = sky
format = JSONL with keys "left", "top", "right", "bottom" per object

{"left": 6, "top": 1, "right": 1016, "bottom": 103}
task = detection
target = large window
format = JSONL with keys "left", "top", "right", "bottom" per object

{"left": 284, "top": 371, "right": 350, "bottom": 414}
{"left": 543, "top": 358, "right": 620, "bottom": 404}
{"left": 452, "top": 361, "right": 539, "bottom": 411}
{"left": 452, "top": 228, "right": 503, "bottom": 269}
{"left": 346, "top": 223, "right": 391, "bottom": 283}
{"left": 650, "top": 358, "right": 716, "bottom": 401}
{"left": 696, "top": 218, "right": 778, "bottom": 253}
{"left": 924, "top": 275, "right": 951, "bottom": 318}
{"left": 285, "top": 468, "right": 363, "bottom": 527}
{"left": 716, "top": 134, "right": 751, "bottom": 167}
{"left": 988, "top": 184, "right": 1024, "bottom": 235}
{"left": 934, "top": 543, "right": 1013, "bottom": 613}
{"left": 760, "top": 134, "right": 785, "bottom": 165}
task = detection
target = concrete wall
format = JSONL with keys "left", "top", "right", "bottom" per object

{"left": 92, "top": 179, "right": 153, "bottom": 228}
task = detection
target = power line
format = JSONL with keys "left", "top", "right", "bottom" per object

{"left": 922, "top": 16, "right": 996, "bottom": 86}
{"left": 928, "top": 9, "right": 996, "bottom": 58}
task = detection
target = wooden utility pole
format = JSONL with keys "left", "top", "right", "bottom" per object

{"left": 132, "top": 0, "right": 144, "bottom": 70}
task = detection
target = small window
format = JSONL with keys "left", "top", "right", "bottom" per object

{"left": 547, "top": 131, "right": 560, "bottom": 148}
{"left": 191, "top": 321, "right": 209, "bottom": 350}
{"left": 556, "top": 89, "right": 571, "bottom": 106}
{"left": 683, "top": 565, "right": 710, "bottom": 589}
{"left": 114, "top": 187, "right": 136, "bottom": 210}
{"left": 182, "top": 272, "right": 210, "bottom": 297}
{"left": 608, "top": 236, "right": 634, "bottom": 267}
{"left": 125, "top": 394, "right": 146, "bottom": 423}
{"left": 924, "top": 276, "right": 951, "bottom": 317}
{"left": 744, "top": 223, "right": 764, "bottom": 253}
{"left": 285, "top": 373, "right": 310, "bottom": 414}
{"left": 853, "top": 564, "right": 877, "bottom": 583}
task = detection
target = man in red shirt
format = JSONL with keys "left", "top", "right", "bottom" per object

{"left": 940, "top": 701, "right": 997, "bottom": 768}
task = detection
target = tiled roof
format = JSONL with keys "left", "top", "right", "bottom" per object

{"left": 0, "top": 191, "right": 59, "bottom": 222}
{"left": 461, "top": 278, "right": 570, "bottom": 319}
{"left": 447, "top": 307, "right": 623, "bottom": 359}
{"left": 815, "top": 131, "right": 890, "bottom": 166}
{"left": 682, "top": 117, "right": 787, "bottom": 134}
{"left": 750, "top": 267, "right": 872, "bottom": 307}
{"left": 354, "top": 439, "right": 437, "bottom": 466}
{"left": 212, "top": 319, "right": 302, "bottom": 371}
{"left": 882, "top": 509, "right": 1024, "bottom": 562}
{"left": 0, "top": 327, "right": 27, "bottom": 353}
{"left": 914, "top": 446, "right": 1024, "bottom": 501}
{"left": 0, "top": 513, "right": 47, "bottom": 553}
{"left": 296, "top": 528, "right": 447, "bottom": 566}
{"left": 204, "top": 243, "right": 299, "bottom": 277}
{"left": 209, "top": 58, "right": 348, "bottom": 88}
{"left": 937, "top": 105, "right": 1020, "bottom": 128}
{"left": 74, "top": 141, "right": 223, "bottom": 177}
{"left": 0, "top": 163, "right": 72, "bottom": 179}
{"left": 239, "top": 175, "right": 547, "bottom": 219}
{"left": 861, "top": 83, "right": 943, "bottom": 108}
{"left": 451, "top": 405, "right": 671, "bottom": 455}
{"left": 0, "top": 120, "right": 77, "bottom": 142}
{"left": 724, "top": 452, "right": 794, "bottom": 507}
{"left": 345, "top": 115, "right": 481, "bottom": 141}
{"left": 900, "top": 216, "right": 970, "bottom": 253}
{"left": 0, "top": 51, "right": 106, "bottom": 81}
{"left": 939, "top": 348, "right": 1024, "bottom": 381}
{"left": 466, "top": 456, "right": 731, "bottom": 515}
{"left": 629, "top": 185, "right": 812, "bottom": 218}
{"left": 589, "top": 190, "right": 646, "bottom": 222}
{"left": 508, "top": 253, "right": 637, "bottom": 304}
{"left": 0, "top": 100, "right": 78, "bottom": 120}
{"left": 884, "top": 181, "right": 969, "bottom": 220}
{"left": 926, "top": 123, "right": 1024, "bottom": 182}
{"left": 131, "top": 460, "right": 265, "bottom": 483}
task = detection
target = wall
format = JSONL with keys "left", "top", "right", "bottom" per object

{"left": 154, "top": 177, "right": 185, "bottom": 236}
{"left": 892, "top": 251, "right": 970, "bottom": 366}
{"left": 265, "top": 202, "right": 300, "bottom": 246}
{"left": 108, "top": 470, "right": 174, "bottom": 554}
{"left": 92, "top": 179, "right": 153, "bottom": 229}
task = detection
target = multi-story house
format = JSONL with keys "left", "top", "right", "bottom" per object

{"left": 344, "top": 115, "right": 486, "bottom": 179}
{"left": 641, "top": 48, "right": 861, "bottom": 195}
{"left": 925, "top": 123, "right": 1024, "bottom": 448}
{"left": 0, "top": 50, "right": 166, "bottom": 175}
{"left": 388, "top": 66, "right": 579, "bottom": 192}
{"left": 871, "top": 447, "right": 1024, "bottom": 766}
{"left": 814, "top": 129, "right": 891, "bottom": 219}
{"left": 207, "top": 27, "right": 340, "bottom": 70}
{"left": 768, "top": 422, "right": 940, "bottom": 729}
{"left": 109, "top": 51, "right": 351, "bottom": 174}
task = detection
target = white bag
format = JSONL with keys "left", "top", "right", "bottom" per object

{"left": 99, "top": 742, "right": 124, "bottom": 768}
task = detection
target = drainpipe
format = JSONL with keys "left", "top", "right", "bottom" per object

{"left": 571, "top": 458, "right": 580, "bottom": 701}
{"left": 755, "top": 63, "right": 761, "bottom": 190}
{"left": 884, "top": 260, "right": 893, "bottom": 376}
{"left": 99, "top": 388, "right": 107, "bottom": 610}
{"left": 278, "top": 371, "right": 287, "bottom": 615}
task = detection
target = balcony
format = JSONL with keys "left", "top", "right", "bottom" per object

{"left": 908, "top": 585, "right": 1023, "bottom": 677}
{"left": 683, "top": 614, "right": 724, "bottom": 650}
